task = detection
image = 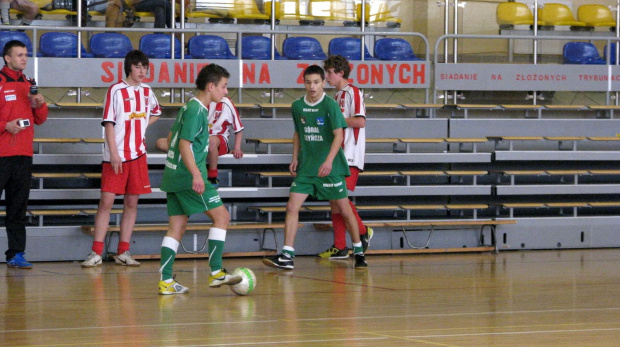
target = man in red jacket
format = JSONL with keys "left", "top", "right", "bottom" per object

{"left": 0, "top": 40, "right": 48, "bottom": 269}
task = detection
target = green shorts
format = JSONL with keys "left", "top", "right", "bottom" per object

{"left": 166, "top": 188, "right": 223, "bottom": 216}
{"left": 290, "top": 175, "right": 348, "bottom": 201}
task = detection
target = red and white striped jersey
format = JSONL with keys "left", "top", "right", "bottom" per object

{"left": 208, "top": 96, "right": 244, "bottom": 139}
{"left": 334, "top": 83, "right": 366, "bottom": 170}
{"left": 102, "top": 80, "right": 161, "bottom": 162}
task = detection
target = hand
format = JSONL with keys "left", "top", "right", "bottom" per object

{"left": 289, "top": 160, "right": 298, "bottom": 177}
{"left": 110, "top": 154, "right": 123, "bottom": 175}
{"left": 231, "top": 149, "right": 243, "bottom": 159}
{"left": 4, "top": 119, "right": 26, "bottom": 135}
{"left": 29, "top": 94, "right": 44, "bottom": 109}
{"left": 318, "top": 161, "right": 332, "bottom": 177}
{"left": 192, "top": 174, "right": 205, "bottom": 195}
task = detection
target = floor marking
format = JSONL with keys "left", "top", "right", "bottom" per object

{"left": 173, "top": 336, "right": 388, "bottom": 346}
{"left": 406, "top": 327, "right": 620, "bottom": 339}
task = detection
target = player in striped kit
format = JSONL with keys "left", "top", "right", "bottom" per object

{"left": 318, "top": 55, "right": 373, "bottom": 260}
{"left": 82, "top": 50, "right": 161, "bottom": 268}
{"left": 206, "top": 96, "right": 244, "bottom": 188}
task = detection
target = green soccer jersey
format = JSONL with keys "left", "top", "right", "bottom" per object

{"left": 291, "top": 93, "right": 350, "bottom": 177}
{"left": 161, "top": 98, "right": 210, "bottom": 192}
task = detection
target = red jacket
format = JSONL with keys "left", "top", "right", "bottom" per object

{"left": 0, "top": 65, "right": 48, "bottom": 157}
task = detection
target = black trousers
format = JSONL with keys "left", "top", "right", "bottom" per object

{"left": 135, "top": 0, "right": 172, "bottom": 28}
{"left": 0, "top": 156, "right": 32, "bottom": 261}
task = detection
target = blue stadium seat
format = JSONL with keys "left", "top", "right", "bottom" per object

{"left": 563, "top": 42, "right": 605, "bottom": 64}
{"left": 282, "top": 36, "right": 327, "bottom": 60}
{"left": 604, "top": 43, "right": 618, "bottom": 65}
{"left": 188, "top": 35, "right": 236, "bottom": 59}
{"left": 0, "top": 31, "right": 35, "bottom": 57}
{"left": 90, "top": 33, "right": 133, "bottom": 58}
{"left": 40, "top": 32, "right": 93, "bottom": 58}
{"left": 374, "top": 38, "right": 422, "bottom": 61}
{"left": 139, "top": 34, "right": 182, "bottom": 59}
{"left": 241, "top": 36, "right": 286, "bottom": 60}
{"left": 328, "top": 37, "right": 376, "bottom": 60}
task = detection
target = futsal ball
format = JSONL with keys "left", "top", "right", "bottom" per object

{"left": 230, "top": 267, "right": 257, "bottom": 296}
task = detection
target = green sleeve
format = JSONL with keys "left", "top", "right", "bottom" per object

{"left": 179, "top": 102, "right": 202, "bottom": 142}
{"left": 328, "top": 98, "right": 347, "bottom": 131}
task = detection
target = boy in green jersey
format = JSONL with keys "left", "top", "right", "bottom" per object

{"left": 262, "top": 65, "right": 367, "bottom": 270}
{"left": 157, "top": 64, "right": 242, "bottom": 295}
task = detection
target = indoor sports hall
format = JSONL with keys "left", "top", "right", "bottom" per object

{"left": 2, "top": 0, "right": 620, "bottom": 345}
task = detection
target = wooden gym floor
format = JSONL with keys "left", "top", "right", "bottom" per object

{"left": 2, "top": 249, "right": 620, "bottom": 346}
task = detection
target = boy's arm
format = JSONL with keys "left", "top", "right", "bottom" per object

{"left": 179, "top": 138, "right": 205, "bottom": 195}
{"left": 290, "top": 131, "right": 299, "bottom": 176}
{"left": 317, "top": 127, "right": 344, "bottom": 177}
{"left": 148, "top": 115, "right": 159, "bottom": 126}
{"left": 231, "top": 130, "right": 243, "bottom": 159}
{"left": 104, "top": 122, "right": 122, "bottom": 174}
{"left": 346, "top": 116, "right": 366, "bottom": 129}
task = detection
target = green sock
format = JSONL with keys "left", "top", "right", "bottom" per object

{"left": 208, "top": 239, "right": 225, "bottom": 272}
{"left": 353, "top": 242, "right": 363, "bottom": 255}
{"left": 160, "top": 236, "right": 179, "bottom": 281}
{"left": 282, "top": 246, "right": 295, "bottom": 258}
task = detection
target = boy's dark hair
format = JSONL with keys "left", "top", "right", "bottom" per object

{"left": 124, "top": 50, "right": 149, "bottom": 77}
{"left": 323, "top": 55, "right": 351, "bottom": 79}
{"left": 196, "top": 64, "right": 230, "bottom": 91}
{"left": 303, "top": 65, "right": 325, "bottom": 80}
{"left": 3, "top": 40, "right": 27, "bottom": 65}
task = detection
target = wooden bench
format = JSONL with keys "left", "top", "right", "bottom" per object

{"left": 400, "top": 170, "right": 488, "bottom": 185}
{"left": 25, "top": 208, "right": 123, "bottom": 227}
{"left": 497, "top": 169, "right": 620, "bottom": 185}
{"left": 33, "top": 138, "right": 104, "bottom": 153}
{"left": 400, "top": 204, "right": 489, "bottom": 219}
{"left": 314, "top": 219, "right": 516, "bottom": 254}
{"left": 31, "top": 172, "right": 102, "bottom": 188}
{"left": 500, "top": 202, "right": 596, "bottom": 217}
{"left": 588, "top": 105, "right": 620, "bottom": 119}
{"left": 488, "top": 136, "right": 544, "bottom": 151}
{"left": 247, "top": 204, "right": 400, "bottom": 223}
{"left": 500, "top": 104, "right": 543, "bottom": 119}
{"left": 456, "top": 104, "right": 502, "bottom": 118}
{"left": 399, "top": 138, "right": 488, "bottom": 153}
{"left": 245, "top": 138, "right": 402, "bottom": 154}
{"left": 81, "top": 222, "right": 295, "bottom": 258}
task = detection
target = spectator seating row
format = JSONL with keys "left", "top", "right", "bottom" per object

{"left": 563, "top": 42, "right": 620, "bottom": 65}
{"left": 0, "top": 30, "right": 421, "bottom": 60}
{"left": 497, "top": 3, "right": 616, "bottom": 30}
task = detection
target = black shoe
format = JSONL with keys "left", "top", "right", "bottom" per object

{"left": 360, "top": 226, "right": 373, "bottom": 253}
{"left": 354, "top": 253, "right": 367, "bottom": 268}
{"left": 207, "top": 177, "right": 219, "bottom": 189}
{"left": 262, "top": 254, "right": 294, "bottom": 269}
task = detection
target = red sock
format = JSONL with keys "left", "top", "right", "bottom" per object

{"left": 92, "top": 241, "right": 104, "bottom": 255}
{"left": 208, "top": 169, "right": 218, "bottom": 179}
{"left": 117, "top": 241, "right": 130, "bottom": 255}
{"left": 349, "top": 200, "right": 366, "bottom": 235}
{"left": 332, "top": 213, "right": 347, "bottom": 249}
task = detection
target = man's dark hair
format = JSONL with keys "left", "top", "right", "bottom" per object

{"left": 3, "top": 40, "right": 27, "bottom": 65}
{"left": 323, "top": 55, "right": 351, "bottom": 79}
{"left": 303, "top": 65, "right": 325, "bottom": 80}
{"left": 196, "top": 64, "right": 230, "bottom": 91}
{"left": 124, "top": 50, "right": 149, "bottom": 77}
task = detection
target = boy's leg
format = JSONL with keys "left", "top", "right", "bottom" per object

{"left": 82, "top": 191, "right": 115, "bottom": 268}
{"left": 317, "top": 201, "right": 350, "bottom": 259}
{"left": 262, "top": 192, "right": 308, "bottom": 269}
{"left": 333, "top": 197, "right": 367, "bottom": 268}
{"left": 159, "top": 214, "right": 189, "bottom": 294}
{"left": 114, "top": 194, "right": 140, "bottom": 266}
{"left": 207, "top": 135, "right": 221, "bottom": 186}
{"left": 204, "top": 205, "right": 242, "bottom": 287}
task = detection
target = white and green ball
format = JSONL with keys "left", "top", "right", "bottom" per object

{"left": 230, "top": 267, "right": 257, "bottom": 296}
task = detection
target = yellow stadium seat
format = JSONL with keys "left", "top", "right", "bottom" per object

{"left": 540, "top": 3, "right": 587, "bottom": 27}
{"left": 356, "top": 1, "right": 401, "bottom": 27}
{"left": 264, "top": 0, "right": 314, "bottom": 21}
{"left": 308, "top": 0, "right": 356, "bottom": 22}
{"left": 578, "top": 4, "right": 616, "bottom": 28}
{"left": 496, "top": 2, "right": 544, "bottom": 27}
{"left": 189, "top": 0, "right": 230, "bottom": 21}
{"left": 229, "top": 0, "right": 269, "bottom": 21}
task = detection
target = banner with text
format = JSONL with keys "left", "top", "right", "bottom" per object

{"left": 435, "top": 63, "right": 620, "bottom": 91}
{"left": 38, "top": 59, "right": 429, "bottom": 89}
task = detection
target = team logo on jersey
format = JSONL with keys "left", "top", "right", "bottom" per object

{"left": 339, "top": 98, "right": 345, "bottom": 111}
{"left": 300, "top": 117, "right": 306, "bottom": 124}
{"left": 129, "top": 112, "right": 146, "bottom": 119}
{"left": 316, "top": 117, "right": 324, "bottom": 126}
{"left": 213, "top": 110, "right": 222, "bottom": 122}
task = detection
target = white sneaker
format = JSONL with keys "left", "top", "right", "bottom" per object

{"left": 81, "top": 251, "right": 102, "bottom": 268}
{"left": 114, "top": 251, "right": 140, "bottom": 267}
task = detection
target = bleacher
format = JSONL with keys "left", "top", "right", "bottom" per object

{"left": 3, "top": 0, "right": 620, "bottom": 261}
